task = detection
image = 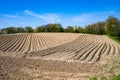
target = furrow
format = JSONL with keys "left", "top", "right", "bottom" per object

{"left": 78, "top": 42, "right": 100, "bottom": 61}
{"left": 88, "top": 42, "right": 106, "bottom": 62}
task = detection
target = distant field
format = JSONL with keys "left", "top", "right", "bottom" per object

{"left": 0, "top": 33, "right": 120, "bottom": 80}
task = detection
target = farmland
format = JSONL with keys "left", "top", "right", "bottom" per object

{"left": 0, "top": 33, "right": 120, "bottom": 80}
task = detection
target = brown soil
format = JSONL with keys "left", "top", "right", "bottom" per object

{"left": 0, "top": 33, "right": 120, "bottom": 80}
{"left": 0, "top": 56, "right": 102, "bottom": 80}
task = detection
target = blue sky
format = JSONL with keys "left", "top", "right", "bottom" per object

{"left": 0, "top": 0, "right": 120, "bottom": 28}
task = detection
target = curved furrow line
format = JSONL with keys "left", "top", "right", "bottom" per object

{"left": 0, "top": 38, "right": 10, "bottom": 48}
{"left": 14, "top": 35, "right": 28, "bottom": 52}
{"left": 21, "top": 34, "right": 30, "bottom": 52}
{"left": 70, "top": 41, "right": 93, "bottom": 57}
{"left": 44, "top": 33, "right": 53, "bottom": 48}
{"left": 35, "top": 34, "right": 42, "bottom": 51}
{"left": 59, "top": 38, "right": 92, "bottom": 54}
{"left": 110, "top": 44, "right": 119, "bottom": 57}
{"left": 41, "top": 34, "right": 49, "bottom": 48}
{"left": 29, "top": 34, "right": 32, "bottom": 52}
{"left": 2, "top": 36, "right": 20, "bottom": 51}
{"left": 81, "top": 42, "right": 103, "bottom": 62}
{"left": 32, "top": 34, "right": 36, "bottom": 52}
{"left": 0, "top": 37, "right": 15, "bottom": 51}
{"left": 37, "top": 34, "right": 44, "bottom": 49}
{"left": 6, "top": 35, "right": 24, "bottom": 52}
{"left": 0, "top": 36, "right": 20, "bottom": 52}
{"left": 110, "top": 38, "right": 120, "bottom": 56}
{"left": 87, "top": 42, "right": 106, "bottom": 62}
{"left": 35, "top": 34, "right": 40, "bottom": 51}
{"left": 44, "top": 35, "right": 55, "bottom": 47}
{"left": 33, "top": 34, "right": 36, "bottom": 51}
{"left": 114, "top": 44, "right": 120, "bottom": 56}
{"left": 68, "top": 35, "right": 90, "bottom": 49}
{"left": 41, "top": 33, "right": 48, "bottom": 48}
{"left": 111, "top": 43, "right": 116, "bottom": 55}
{"left": 31, "top": 34, "right": 34, "bottom": 52}
{"left": 59, "top": 35, "right": 91, "bottom": 50}
{"left": 47, "top": 37, "right": 57, "bottom": 47}
{"left": 103, "top": 43, "right": 111, "bottom": 55}
{"left": 0, "top": 35, "right": 14, "bottom": 48}
{"left": 82, "top": 36, "right": 105, "bottom": 62}
{"left": 107, "top": 42, "right": 115, "bottom": 56}
{"left": 35, "top": 34, "right": 41, "bottom": 50}
{"left": 13, "top": 35, "right": 27, "bottom": 52}
{"left": 67, "top": 42, "right": 94, "bottom": 60}
{"left": 44, "top": 34, "right": 52, "bottom": 48}
{"left": 24, "top": 34, "right": 31, "bottom": 52}
{"left": 72, "top": 35, "right": 95, "bottom": 60}
{"left": 78, "top": 41, "right": 100, "bottom": 61}
{"left": 100, "top": 43, "right": 107, "bottom": 54}
{"left": 0, "top": 36, "right": 9, "bottom": 43}
{"left": 30, "top": 34, "right": 34, "bottom": 52}
{"left": 40, "top": 34, "right": 47, "bottom": 47}
{"left": 57, "top": 40, "right": 87, "bottom": 53}
{"left": 34, "top": 34, "right": 40, "bottom": 51}
{"left": 73, "top": 42, "right": 96, "bottom": 60}
{"left": 38, "top": 34, "right": 46, "bottom": 50}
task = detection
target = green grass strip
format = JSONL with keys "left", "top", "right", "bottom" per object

{"left": 107, "top": 35, "right": 120, "bottom": 44}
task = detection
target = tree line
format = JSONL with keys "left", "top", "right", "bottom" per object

{"left": 0, "top": 16, "right": 120, "bottom": 38}
{"left": 85, "top": 16, "right": 120, "bottom": 38}
{"left": 0, "top": 23, "right": 84, "bottom": 34}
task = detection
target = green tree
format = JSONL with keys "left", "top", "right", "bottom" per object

{"left": 4, "top": 27, "right": 16, "bottom": 34}
{"left": 85, "top": 24, "right": 96, "bottom": 34}
{"left": 25, "top": 26, "right": 34, "bottom": 33}
{"left": 96, "top": 22, "right": 106, "bottom": 34}
{"left": 35, "top": 26, "right": 42, "bottom": 32}
{"left": 85, "top": 22, "right": 105, "bottom": 35}
{"left": 65, "top": 26, "right": 74, "bottom": 32}
{"left": 40, "top": 23, "right": 64, "bottom": 32}
{"left": 55, "top": 23, "right": 64, "bottom": 32}
{"left": 74, "top": 26, "right": 84, "bottom": 33}
{"left": 16, "top": 27, "right": 25, "bottom": 33}
{"left": 106, "top": 16, "right": 120, "bottom": 36}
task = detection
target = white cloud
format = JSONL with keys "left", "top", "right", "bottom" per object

{"left": 3, "top": 15, "right": 19, "bottom": 18}
{"left": 23, "top": 10, "right": 60, "bottom": 22}
{"left": 72, "top": 14, "right": 93, "bottom": 22}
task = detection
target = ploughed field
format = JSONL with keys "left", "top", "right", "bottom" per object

{"left": 0, "top": 33, "right": 120, "bottom": 80}
{"left": 0, "top": 33, "right": 120, "bottom": 62}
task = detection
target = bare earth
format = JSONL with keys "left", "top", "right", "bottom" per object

{"left": 0, "top": 33, "right": 120, "bottom": 80}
